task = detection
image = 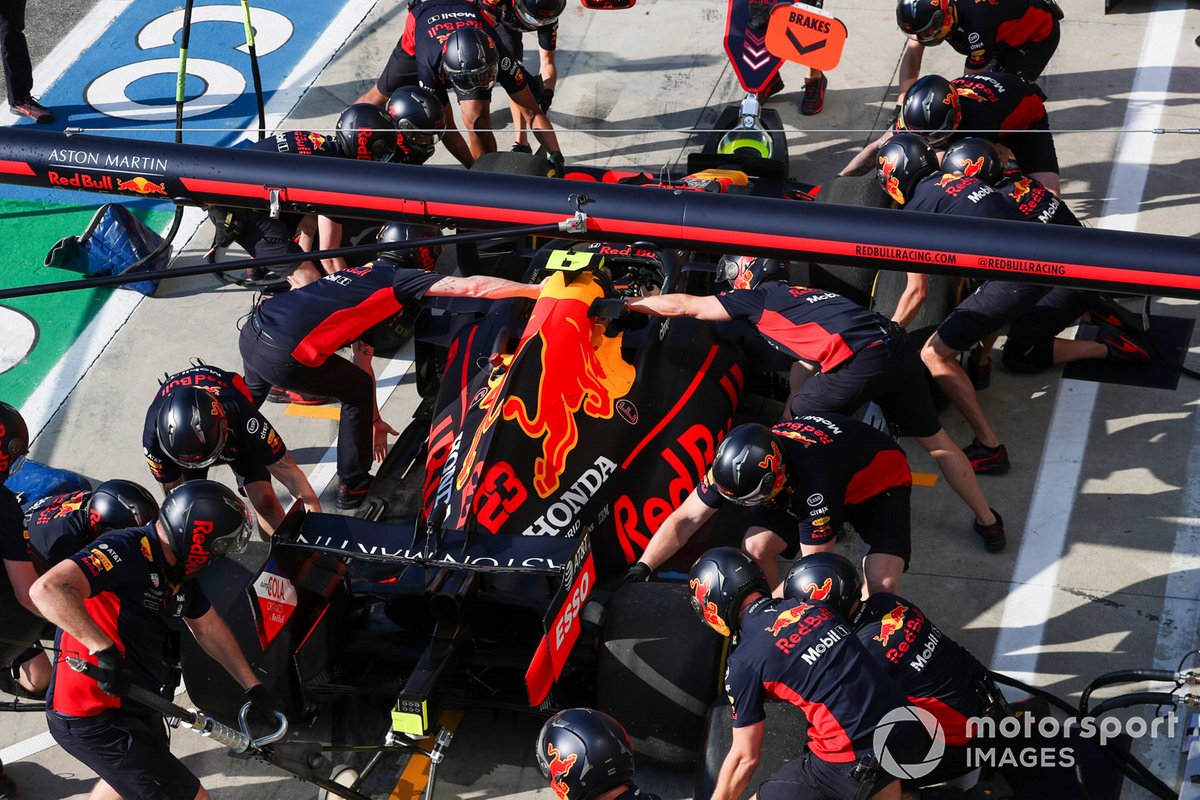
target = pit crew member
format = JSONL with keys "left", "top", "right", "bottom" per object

{"left": 143, "top": 363, "right": 320, "bottom": 536}
{"left": 31, "top": 481, "right": 284, "bottom": 800}
{"left": 239, "top": 223, "right": 543, "bottom": 510}
{"left": 787, "top": 553, "right": 1006, "bottom": 784}
{"left": 536, "top": 708, "right": 662, "bottom": 800}
{"left": 476, "top": 0, "right": 565, "bottom": 153}
{"left": 691, "top": 547, "right": 925, "bottom": 800}
{"left": 626, "top": 416, "right": 912, "bottom": 593}
{"left": 387, "top": 85, "right": 449, "bottom": 165}
{"left": 626, "top": 256, "right": 1004, "bottom": 552}
{"left": 356, "top": 0, "right": 562, "bottom": 166}
{"left": 210, "top": 104, "right": 397, "bottom": 288}
{"left": 896, "top": 0, "right": 1063, "bottom": 90}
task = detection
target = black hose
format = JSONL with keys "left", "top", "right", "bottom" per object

{"left": 1089, "top": 692, "right": 1179, "bottom": 719}
{"left": 1, "top": 221, "right": 566, "bottom": 300}
{"left": 987, "top": 670, "right": 1078, "bottom": 716}
{"left": 1080, "top": 669, "right": 1178, "bottom": 716}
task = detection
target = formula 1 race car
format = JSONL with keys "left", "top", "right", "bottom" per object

{"left": 180, "top": 240, "right": 767, "bottom": 794}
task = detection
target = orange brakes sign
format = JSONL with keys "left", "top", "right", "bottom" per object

{"left": 765, "top": 3, "right": 847, "bottom": 73}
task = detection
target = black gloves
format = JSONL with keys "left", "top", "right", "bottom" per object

{"left": 244, "top": 683, "right": 285, "bottom": 727}
{"left": 546, "top": 151, "right": 565, "bottom": 179}
{"left": 621, "top": 561, "right": 652, "bottom": 585}
{"left": 93, "top": 646, "right": 132, "bottom": 697}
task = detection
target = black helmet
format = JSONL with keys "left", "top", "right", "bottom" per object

{"left": 0, "top": 401, "right": 29, "bottom": 482}
{"left": 710, "top": 424, "right": 787, "bottom": 507}
{"left": 87, "top": 479, "right": 159, "bottom": 535}
{"left": 376, "top": 222, "right": 443, "bottom": 270}
{"left": 719, "top": 255, "right": 787, "bottom": 290}
{"left": 536, "top": 708, "right": 634, "bottom": 800}
{"left": 896, "top": 0, "right": 954, "bottom": 45}
{"left": 156, "top": 386, "right": 228, "bottom": 469}
{"left": 513, "top": 0, "right": 567, "bottom": 30}
{"left": 159, "top": 480, "right": 253, "bottom": 578}
{"left": 442, "top": 27, "right": 499, "bottom": 93}
{"left": 386, "top": 86, "right": 445, "bottom": 165}
{"left": 897, "top": 75, "right": 961, "bottom": 146}
{"left": 688, "top": 547, "right": 770, "bottom": 637}
{"left": 336, "top": 103, "right": 398, "bottom": 162}
{"left": 784, "top": 553, "right": 862, "bottom": 619}
{"left": 943, "top": 137, "right": 1003, "bottom": 186}
{"left": 876, "top": 133, "right": 940, "bottom": 205}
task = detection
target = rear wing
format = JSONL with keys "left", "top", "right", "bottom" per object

{"left": 276, "top": 511, "right": 578, "bottom": 576}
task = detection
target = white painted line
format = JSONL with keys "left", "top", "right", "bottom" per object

{"left": 989, "top": 0, "right": 1186, "bottom": 688}
{"left": 306, "top": 342, "right": 417, "bottom": 498}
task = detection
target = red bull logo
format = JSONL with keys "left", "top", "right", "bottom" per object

{"left": 873, "top": 602, "right": 909, "bottom": 646}
{"left": 878, "top": 154, "right": 903, "bottom": 203}
{"left": 937, "top": 173, "right": 962, "bottom": 188}
{"left": 115, "top": 176, "right": 167, "bottom": 195}
{"left": 765, "top": 602, "right": 813, "bottom": 636}
{"left": 456, "top": 271, "right": 634, "bottom": 500}
{"left": 1009, "top": 177, "right": 1033, "bottom": 203}
{"left": 307, "top": 132, "right": 328, "bottom": 149}
{"left": 545, "top": 743, "right": 578, "bottom": 800}
{"left": 776, "top": 429, "right": 817, "bottom": 447}
{"left": 802, "top": 577, "right": 833, "bottom": 601}
{"left": 690, "top": 577, "right": 731, "bottom": 636}
{"left": 955, "top": 85, "right": 983, "bottom": 102}
{"left": 960, "top": 156, "right": 985, "bottom": 177}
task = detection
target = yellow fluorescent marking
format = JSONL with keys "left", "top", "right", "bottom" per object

{"left": 911, "top": 472, "right": 939, "bottom": 488}
{"left": 389, "top": 710, "right": 465, "bottom": 800}
{"left": 284, "top": 404, "right": 341, "bottom": 420}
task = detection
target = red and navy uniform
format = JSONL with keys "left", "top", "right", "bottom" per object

{"left": 239, "top": 263, "right": 443, "bottom": 486}
{"left": 727, "top": 596, "right": 925, "bottom": 800}
{"left": 477, "top": 0, "right": 559, "bottom": 56}
{"left": 379, "top": 0, "right": 529, "bottom": 105}
{"left": 248, "top": 130, "right": 342, "bottom": 158}
{"left": 995, "top": 169, "right": 1078, "bottom": 227}
{"left": 142, "top": 364, "right": 286, "bottom": 487}
{"left": 945, "top": 0, "right": 1062, "bottom": 79}
{"left": 951, "top": 72, "right": 1057, "bottom": 176}
{"left": 716, "top": 283, "right": 943, "bottom": 437}
{"left": 852, "top": 593, "right": 988, "bottom": 747}
{"left": 715, "top": 283, "right": 890, "bottom": 372}
{"left": 697, "top": 415, "right": 913, "bottom": 562}
{"left": 0, "top": 484, "right": 30, "bottom": 564}
{"left": 45, "top": 524, "right": 206, "bottom": 799}
{"left": 905, "top": 172, "right": 1024, "bottom": 220}
{"left": 25, "top": 490, "right": 94, "bottom": 572}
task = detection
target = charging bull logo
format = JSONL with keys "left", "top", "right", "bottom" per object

{"left": 873, "top": 602, "right": 909, "bottom": 646}
{"left": 116, "top": 176, "right": 166, "bottom": 195}
{"left": 938, "top": 173, "right": 963, "bottom": 188}
{"left": 545, "top": 743, "right": 578, "bottom": 800}
{"left": 691, "top": 577, "right": 731, "bottom": 636}
{"left": 757, "top": 444, "right": 787, "bottom": 500}
{"left": 307, "top": 132, "right": 328, "bottom": 150}
{"left": 955, "top": 85, "right": 983, "bottom": 102}
{"left": 1009, "top": 177, "right": 1033, "bottom": 203}
{"left": 456, "top": 271, "right": 634, "bottom": 500}
{"left": 879, "top": 155, "right": 904, "bottom": 203}
{"left": 959, "top": 156, "right": 985, "bottom": 178}
{"left": 765, "top": 602, "right": 814, "bottom": 636}
{"left": 802, "top": 577, "right": 834, "bottom": 602}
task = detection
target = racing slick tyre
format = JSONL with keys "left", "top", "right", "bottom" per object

{"left": 693, "top": 700, "right": 810, "bottom": 800}
{"left": 808, "top": 175, "right": 887, "bottom": 306}
{"left": 597, "top": 582, "right": 726, "bottom": 767}
{"left": 871, "top": 269, "right": 963, "bottom": 413}
{"left": 460, "top": 152, "right": 550, "bottom": 278}
{"left": 472, "top": 151, "right": 552, "bottom": 176}
{"left": 0, "top": 570, "right": 42, "bottom": 666}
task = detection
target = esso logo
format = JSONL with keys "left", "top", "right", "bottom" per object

{"left": 553, "top": 570, "right": 591, "bottom": 648}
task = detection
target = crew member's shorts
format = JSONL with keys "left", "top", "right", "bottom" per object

{"left": 758, "top": 751, "right": 894, "bottom": 800}
{"left": 1002, "top": 287, "right": 1095, "bottom": 373}
{"left": 935, "top": 282, "right": 1051, "bottom": 353}
{"left": 48, "top": 710, "right": 201, "bottom": 800}
{"left": 995, "top": 18, "right": 1060, "bottom": 81}
{"left": 791, "top": 328, "right": 942, "bottom": 439}
{"left": 377, "top": 46, "right": 419, "bottom": 96}
{"left": 210, "top": 207, "right": 304, "bottom": 279}
{"left": 1003, "top": 117, "right": 1059, "bottom": 177}
{"left": 174, "top": 460, "right": 273, "bottom": 491}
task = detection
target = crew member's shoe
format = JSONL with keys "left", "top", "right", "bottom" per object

{"left": 974, "top": 508, "right": 1007, "bottom": 553}
{"left": 800, "top": 74, "right": 827, "bottom": 116}
{"left": 11, "top": 96, "right": 53, "bottom": 123}
{"left": 761, "top": 73, "right": 785, "bottom": 101}
{"left": 966, "top": 349, "right": 992, "bottom": 391}
{"left": 510, "top": 142, "right": 533, "bottom": 154}
{"left": 267, "top": 387, "right": 331, "bottom": 405}
{"left": 963, "top": 439, "right": 1010, "bottom": 475}
{"left": 1096, "top": 328, "right": 1152, "bottom": 364}
{"left": 336, "top": 476, "right": 373, "bottom": 510}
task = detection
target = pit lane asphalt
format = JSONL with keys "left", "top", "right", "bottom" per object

{"left": 4, "top": 1, "right": 1200, "bottom": 798}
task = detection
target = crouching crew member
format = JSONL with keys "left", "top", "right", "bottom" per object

{"left": 536, "top": 708, "right": 661, "bottom": 800}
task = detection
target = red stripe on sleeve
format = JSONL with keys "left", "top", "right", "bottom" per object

{"left": 845, "top": 449, "right": 912, "bottom": 506}
{"left": 291, "top": 288, "right": 403, "bottom": 367}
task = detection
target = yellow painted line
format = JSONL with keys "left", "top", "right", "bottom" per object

{"left": 911, "top": 472, "right": 939, "bottom": 488}
{"left": 284, "top": 403, "right": 341, "bottom": 420}
{"left": 389, "top": 710, "right": 465, "bottom": 800}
